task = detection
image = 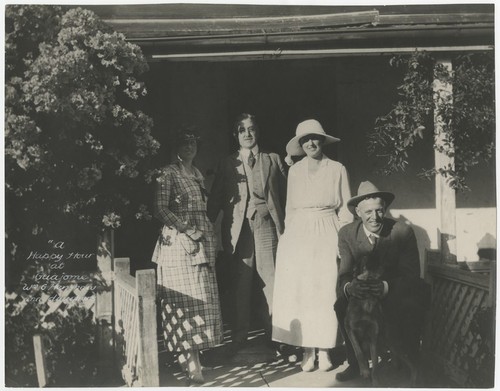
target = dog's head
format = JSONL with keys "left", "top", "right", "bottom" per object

{"left": 356, "top": 252, "right": 384, "bottom": 281}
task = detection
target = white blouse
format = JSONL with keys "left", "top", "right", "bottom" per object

{"left": 285, "top": 155, "right": 352, "bottom": 227}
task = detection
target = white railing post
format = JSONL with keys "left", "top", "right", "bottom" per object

{"left": 33, "top": 334, "right": 48, "bottom": 387}
{"left": 95, "top": 229, "right": 115, "bottom": 382}
{"left": 114, "top": 257, "right": 131, "bottom": 277}
{"left": 136, "top": 269, "right": 159, "bottom": 387}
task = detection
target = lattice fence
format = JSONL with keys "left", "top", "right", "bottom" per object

{"left": 5, "top": 278, "right": 96, "bottom": 321}
{"left": 423, "top": 253, "right": 495, "bottom": 387}
{"left": 5, "top": 273, "right": 101, "bottom": 387}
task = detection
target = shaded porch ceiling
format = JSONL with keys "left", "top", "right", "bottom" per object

{"left": 85, "top": 4, "right": 494, "bottom": 61}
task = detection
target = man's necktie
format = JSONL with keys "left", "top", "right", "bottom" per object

{"left": 369, "top": 234, "right": 378, "bottom": 248}
{"left": 248, "top": 151, "right": 256, "bottom": 169}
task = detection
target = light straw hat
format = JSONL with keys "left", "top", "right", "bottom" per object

{"left": 285, "top": 119, "right": 340, "bottom": 157}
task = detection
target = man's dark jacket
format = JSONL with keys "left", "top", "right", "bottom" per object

{"left": 337, "top": 218, "right": 429, "bottom": 321}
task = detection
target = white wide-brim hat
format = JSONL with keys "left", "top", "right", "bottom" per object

{"left": 286, "top": 119, "right": 340, "bottom": 157}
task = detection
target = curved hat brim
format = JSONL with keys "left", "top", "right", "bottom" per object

{"left": 286, "top": 133, "right": 340, "bottom": 156}
{"left": 347, "top": 191, "right": 395, "bottom": 216}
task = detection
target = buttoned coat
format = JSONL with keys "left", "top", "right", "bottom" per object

{"left": 337, "top": 218, "right": 425, "bottom": 314}
{"left": 335, "top": 217, "right": 430, "bottom": 366}
{"left": 207, "top": 150, "right": 287, "bottom": 254}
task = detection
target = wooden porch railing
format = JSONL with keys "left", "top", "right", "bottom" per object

{"left": 422, "top": 250, "right": 496, "bottom": 387}
{"left": 113, "top": 258, "right": 159, "bottom": 387}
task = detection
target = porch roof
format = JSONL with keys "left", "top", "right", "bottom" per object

{"left": 86, "top": 4, "right": 494, "bottom": 60}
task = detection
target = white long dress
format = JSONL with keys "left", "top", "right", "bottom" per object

{"left": 272, "top": 155, "right": 352, "bottom": 348}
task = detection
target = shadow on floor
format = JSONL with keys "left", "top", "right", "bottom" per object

{"left": 158, "top": 328, "right": 353, "bottom": 387}
{"left": 159, "top": 328, "right": 301, "bottom": 387}
{"left": 157, "top": 327, "right": 422, "bottom": 387}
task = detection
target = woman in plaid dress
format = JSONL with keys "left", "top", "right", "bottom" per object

{"left": 152, "top": 129, "right": 223, "bottom": 384}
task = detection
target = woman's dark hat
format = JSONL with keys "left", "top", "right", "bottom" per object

{"left": 172, "top": 127, "right": 201, "bottom": 144}
{"left": 347, "top": 181, "right": 395, "bottom": 215}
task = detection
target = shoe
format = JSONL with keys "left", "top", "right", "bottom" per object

{"left": 330, "top": 345, "right": 347, "bottom": 366}
{"left": 270, "top": 342, "right": 292, "bottom": 356}
{"left": 184, "top": 350, "right": 205, "bottom": 384}
{"left": 318, "top": 349, "right": 334, "bottom": 371}
{"left": 188, "top": 370, "right": 205, "bottom": 384}
{"left": 335, "top": 365, "right": 360, "bottom": 382}
{"left": 301, "top": 348, "right": 316, "bottom": 372}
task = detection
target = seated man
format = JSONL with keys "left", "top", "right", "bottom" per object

{"left": 334, "top": 181, "right": 430, "bottom": 382}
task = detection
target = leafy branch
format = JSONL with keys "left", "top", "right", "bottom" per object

{"left": 5, "top": 5, "right": 161, "bottom": 263}
{"left": 368, "top": 51, "right": 495, "bottom": 192}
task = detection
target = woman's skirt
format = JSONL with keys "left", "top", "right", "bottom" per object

{"left": 153, "top": 225, "right": 223, "bottom": 352}
{"left": 272, "top": 208, "right": 340, "bottom": 348}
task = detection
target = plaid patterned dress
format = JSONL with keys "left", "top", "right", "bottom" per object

{"left": 152, "top": 162, "right": 223, "bottom": 352}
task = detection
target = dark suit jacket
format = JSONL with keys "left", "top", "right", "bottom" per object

{"left": 337, "top": 217, "right": 430, "bottom": 351}
{"left": 207, "top": 150, "right": 287, "bottom": 254}
{"left": 337, "top": 218, "right": 422, "bottom": 307}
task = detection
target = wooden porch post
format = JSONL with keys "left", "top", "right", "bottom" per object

{"left": 433, "top": 57, "right": 457, "bottom": 265}
{"left": 33, "top": 334, "right": 48, "bottom": 387}
{"left": 95, "top": 229, "right": 116, "bottom": 382}
{"left": 136, "top": 269, "right": 159, "bottom": 387}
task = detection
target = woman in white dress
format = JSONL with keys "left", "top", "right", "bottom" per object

{"left": 272, "top": 119, "right": 353, "bottom": 372}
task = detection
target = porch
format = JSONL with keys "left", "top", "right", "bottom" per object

{"left": 90, "top": 232, "right": 495, "bottom": 387}
{"left": 86, "top": 3, "right": 494, "bottom": 387}
{"left": 8, "top": 4, "right": 495, "bottom": 388}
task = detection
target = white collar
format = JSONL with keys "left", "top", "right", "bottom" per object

{"left": 363, "top": 224, "right": 382, "bottom": 240}
{"left": 240, "top": 145, "right": 259, "bottom": 159}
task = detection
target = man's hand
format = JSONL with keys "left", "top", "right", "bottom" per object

{"left": 346, "top": 278, "right": 384, "bottom": 299}
{"left": 346, "top": 278, "right": 371, "bottom": 299}
{"left": 364, "top": 279, "right": 385, "bottom": 298}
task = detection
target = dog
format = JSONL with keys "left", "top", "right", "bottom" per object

{"left": 344, "top": 253, "right": 421, "bottom": 386}
{"left": 344, "top": 253, "right": 384, "bottom": 385}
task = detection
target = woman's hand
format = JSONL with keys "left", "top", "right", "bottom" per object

{"left": 177, "top": 221, "right": 190, "bottom": 233}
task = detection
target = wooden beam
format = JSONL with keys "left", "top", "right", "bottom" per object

{"left": 433, "top": 58, "right": 457, "bottom": 264}
{"left": 114, "top": 257, "right": 135, "bottom": 295}
{"left": 488, "top": 261, "right": 496, "bottom": 307}
{"left": 85, "top": 4, "right": 494, "bottom": 20}
{"left": 427, "top": 264, "right": 490, "bottom": 290}
{"left": 131, "top": 24, "right": 493, "bottom": 46}
{"left": 377, "top": 13, "right": 494, "bottom": 25}
{"left": 96, "top": 229, "right": 114, "bottom": 285}
{"left": 151, "top": 45, "right": 493, "bottom": 62}
{"left": 136, "top": 270, "right": 159, "bottom": 387}
{"left": 33, "top": 335, "right": 48, "bottom": 387}
{"left": 95, "top": 229, "right": 115, "bottom": 384}
{"left": 102, "top": 12, "right": 493, "bottom": 36}
{"left": 114, "top": 257, "right": 131, "bottom": 277}
{"left": 110, "top": 22, "right": 493, "bottom": 41}
{"left": 104, "top": 10, "right": 379, "bottom": 34}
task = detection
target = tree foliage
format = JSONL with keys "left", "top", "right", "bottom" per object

{"left": 368, "top": 51, "right": 495, "bottom": 191}
{"left": 5, "top": 5, "right": 160, "bottom": 260}
{"left": 6, "top": 295, "right": 98, "bottom": 386}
